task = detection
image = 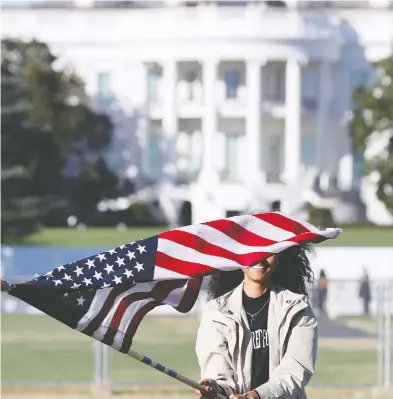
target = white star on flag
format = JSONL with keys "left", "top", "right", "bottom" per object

{"left": 77, "top": 296, "right": 86, "bottom": 306}
{"left": 57, "top": 266, "right": 65, "bottom": 271}
{"left": 126, "top": 251, "right": 135, "bottom": 260}
{"left": 85, "top": 259, "right": 95, "bottom": 268}
{"left": 93, "top": 271, "right": 103, "bottom": 280}
{"left": 115, "top": 257, "right": 125, "bottom": 267}
{"left": 96, "top": 254, "right": 106, "bottom": 262}
{"left": 104, "top": 264, "right": 114, "bottom": 274}
{"left": 123, "top": 269, "right": 133, "bottom": 278}
{"left": 134, "top": 262, "right": 144, "bottom": 272}
{"left": 74, "top": 266, "right": 84, "bottom": 276}
{"left": 137, "top": 244, "right": 146, "bottom": 254}
{"left": 53, "top": 280, "right": 62, "bottom": 286}
{"left": 108, "top": 249, "right": 116, "bottom": 255}
{"left": 71, "top": 283, "right": 81, "bottom": 289}
{"left": 112, "top": 276, "right": 122, "bottom": 285}
{"left": 83, "top": 278, "right": 92, "bottom": 286}
{"left": 62, "top": 273, "right": 72, "bottom": 281}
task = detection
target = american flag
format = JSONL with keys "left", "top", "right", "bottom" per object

{"left": 8, "top": 212, "right": 341, "bottom": 354}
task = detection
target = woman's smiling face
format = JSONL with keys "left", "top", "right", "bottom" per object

{"left": 243, "top": 255, "right": 278, "bottom": 284}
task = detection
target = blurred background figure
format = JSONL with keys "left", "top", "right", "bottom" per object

{"left": 358, "top": 269, "right": 371, "bottom": 315}
{"left": 317, "top": 269, "right": 328, "bottom": 315}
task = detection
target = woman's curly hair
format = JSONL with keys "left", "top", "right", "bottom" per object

{"left": 206, "top": 243, "right": 315, "bottom": 300}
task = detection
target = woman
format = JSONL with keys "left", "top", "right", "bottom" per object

{"left": 195, "top": 244, "right": 317, "bottom": 399}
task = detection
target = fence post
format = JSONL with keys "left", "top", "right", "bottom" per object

{"left": 102, "top": 343, "right": 112, "bottom": 392}
{"left": 377, "top": 284, "right": 384, "bottom": 387}
{"left": 92, "top": 340, "right": 113, "bottom": 395}
{"left": 92, "top": 340, "right": 102, "bottom": 393}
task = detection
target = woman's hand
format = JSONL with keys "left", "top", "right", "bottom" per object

{"left": 195, "top": 378, "right": 220, "bottom": 399}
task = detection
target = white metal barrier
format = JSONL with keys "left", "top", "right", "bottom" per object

{"left": 93, "top": 341, "right": 112, "bottom": 393}
{"left": 376, "top": 281, "right": 392, "bottom": 388}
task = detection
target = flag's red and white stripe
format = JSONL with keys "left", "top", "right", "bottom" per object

{"left": 76, "top": 278, "right": 201, "bottom": 353}
{"left": 155, "top": 212, "right": 341, "bottom": 280}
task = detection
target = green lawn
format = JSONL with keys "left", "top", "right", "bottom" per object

{"left": 17, "top": 226, "right": 393, "bottom": 247}
{"left": 21, "top": 227, "right": 166, "bottom": 247}
{"left": 1, "top": 314, "right": 380, "bottom": 387}
{"left": 319, "top": 226, "right": 393, "bottom": 247}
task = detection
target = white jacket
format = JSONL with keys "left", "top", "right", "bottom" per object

{"left": 195, "top": 283, "right": 318, "bottom": 399}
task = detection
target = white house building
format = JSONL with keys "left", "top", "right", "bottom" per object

{"left": 2, "top": 0, "right": 393, "bottom": 225}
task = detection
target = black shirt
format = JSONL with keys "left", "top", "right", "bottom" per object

{"left": 243, "top": 290, "right": 270, "bottom": 390}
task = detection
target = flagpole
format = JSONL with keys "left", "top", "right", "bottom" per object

{"left": 126, "top": 347, "right": 228, "bottom": 399}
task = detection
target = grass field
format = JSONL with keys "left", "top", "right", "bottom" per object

{"left": 19, "top": 226, "right": 393, "bottom": 247}
{"left": 20, "top": 227, "right": 164, "bottom": 247}
{"left": 1, "top": 314, "right": 380, "bottom": 388}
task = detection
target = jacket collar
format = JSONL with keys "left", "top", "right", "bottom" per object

{"left": 216, "top": 282, "right": 244, "bottom": 318}
{"left": 215, "top": 282, "right": 307, "bottom": 322}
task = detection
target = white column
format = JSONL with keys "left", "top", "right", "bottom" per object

{"left": 192, "top": 59, "right": 220, "bottom": 224}
{"left": 200, "top": 59, "right": 218, "bottom": 186}
{"left": 137, "top": 63, "right": 150, "bottom": 176}
{"left": 162, "top": 59, "right": 178, "bottom": 180}
{"left": 246, "top": 59, "right": 265, "bottom": 185}
{"left": 317, "top": 61, "right": 332, "bottom": 175}
{"left": 283, "top": 58, "right": 302, "bottom": 182}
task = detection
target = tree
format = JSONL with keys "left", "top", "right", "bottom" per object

{"left": 1, "top": 38, "right": 117, "bottom": 241}
{"left": 1, "top": 167, "right": 64, "bottom": 241}
{"left": 349, "top": 54, "right": 393, "bottom": 216}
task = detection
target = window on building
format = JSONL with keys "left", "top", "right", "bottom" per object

{"left": 301, "top": 66, "right": 319, "bottom": 109}
{"left": 178, "top": 132, "right": 195, "bottom": 174}
{"left": 265, "top": 133, "right": 283, "bottom": 182}
{"left": 265, "top": 66, "right": 285, "bottom": 102}
{"left": 185, "top": 70, "right": 197, "bottom": 101}
{"left": 301, "top": 134, "right": 317, "bottom": 169}
{"left": 176, "top": 130, "right": 202, "bottom": 180}
{"left": 148, "top": 132, "right": 161, "bottom": 178}
{"left": 188, "top": 131, "right": 202, "bottom": 177}
{"left": 147, "top": 66, "right": 161, "bottom": 102}
{"left": 147, "top": 120, "right": 163, "bottom": 178}
{"left": 97, "top": 72, "right": 112, "bottom": 105}
{"left": 185, "top": 134, "right": 194, "bottom": 174}
{"left": 223, "top": 133, "right": 239, "bottom": 179}
{"left": 225, "top": 69, "right": 240, "bottom": 99}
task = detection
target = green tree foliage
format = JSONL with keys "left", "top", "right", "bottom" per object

{"left": 1, "top": 38, "right": 117, "bottom": 241}
{"left": 349, "top": 55, "right": 393, "bottom": 215}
